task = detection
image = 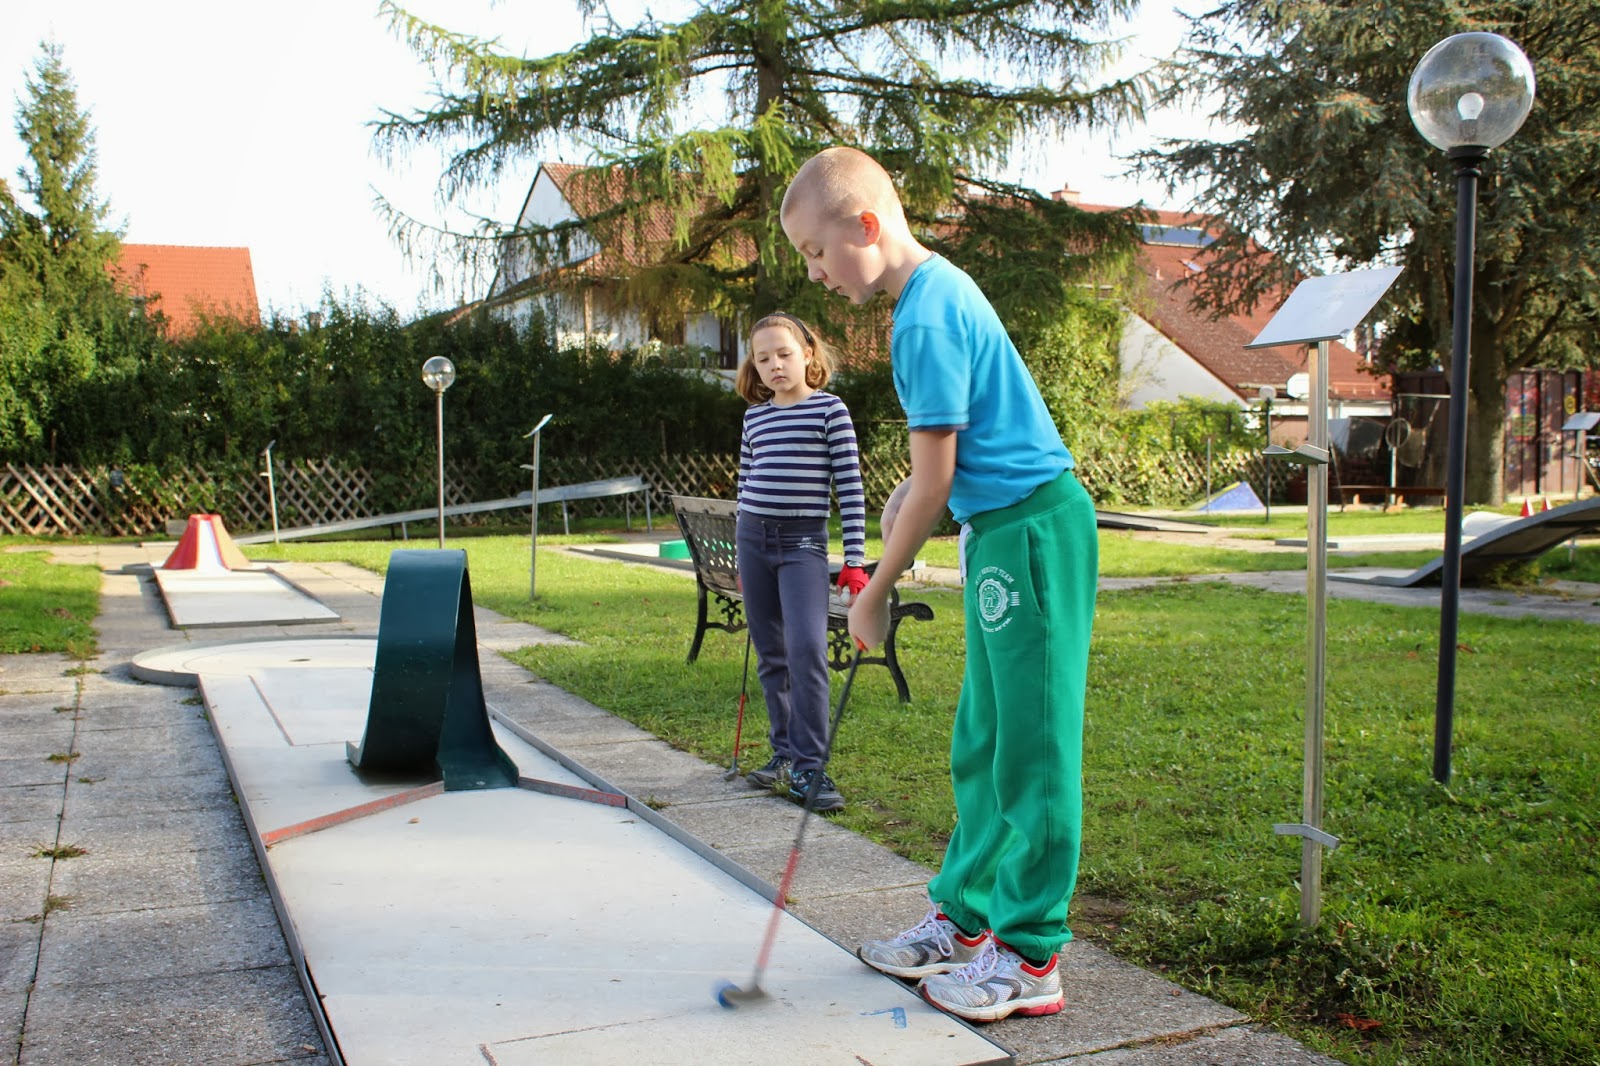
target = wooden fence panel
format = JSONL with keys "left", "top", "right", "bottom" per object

{"left": 0, "top": 448, "right": 1278, "bottom": 538}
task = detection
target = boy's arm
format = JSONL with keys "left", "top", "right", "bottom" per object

{"left": 848, "top": 429, "right": 955, "bottom": 650}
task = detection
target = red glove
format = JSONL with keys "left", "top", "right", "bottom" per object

{"left": 836, "top": 565, "right": 868, "bottom": 597}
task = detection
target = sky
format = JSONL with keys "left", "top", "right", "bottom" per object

{"left": 0, "top": 1, "right": 1208, "bottom": 320}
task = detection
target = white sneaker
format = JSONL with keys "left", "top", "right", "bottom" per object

{"left": 857, "top": 904, "right": 990, "bottom": 979}
{"left": 919, "top": 938, "right": 1064, "bottom": 1022}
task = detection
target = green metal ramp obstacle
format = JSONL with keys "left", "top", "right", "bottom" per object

{"left": 346, "top": 549, "right": 518, "bottom": 790}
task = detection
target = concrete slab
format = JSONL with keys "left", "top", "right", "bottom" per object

{"left": 151, "top": 566, "right": 340, "bottom": 628}
{"left": 60, "top": 766, "right": 237, "bottom": 820}
{"left": 0, "top": 727, "right": 77, "bottom": 760}
{"left": 1074, "top": 1022, "right": 1336, "bottom": 1064}
{"left": 0, "top": 991, "right": 24, "bottom": 1064}
{"left": 18, "top": 965, "right": 325, "bottom": 1066}
{"left": 130, "top": 635, "right": 377, "bottom": 686}
{"left": 53, "top": 804, "right": 250, "bottom": 856}
{"left": 0, "top": 917, "right": 38, "bottom": 991}
{"left": 721, "top": 826, "right": 939, "bottom": 901}
{"left": 34, "top": 895, "right": 289, "bottom": 986}
{"left": 0, "top": 757, "right": 66, "bottom": 790}
{"left": 0, "top": 857, "right": 51, "bottom": 923}
{"left": 0, "top": 786, "right": 65, "bottom": 827}
{"left": 0, "top": 692, "right": 79, "bottom": 719}
{"left": 273, "top": 787, "right": 1005, "bottom": 1066}
{"left": 170, "top": 636, "right": 1011, "bottom": 1066}
{"left": 48, "top": 841, "right": 268, "bottom": 916}
{"left": 0, "top": 660, "right": 81, "bottom": 695}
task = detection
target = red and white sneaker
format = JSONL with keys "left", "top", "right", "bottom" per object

{"left": 919, "top": 938, "right": 1064, "bottom": 1022}
{"left": 857, "top": 904, "right": 990, "bottom": 979}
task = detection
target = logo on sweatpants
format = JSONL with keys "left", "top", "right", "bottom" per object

{"left": 975, "top": 565, "right": 1021, "bottom": 633}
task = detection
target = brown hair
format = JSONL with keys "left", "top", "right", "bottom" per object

{"left": 736, "top": 313, "right": 834, "bottom": 404}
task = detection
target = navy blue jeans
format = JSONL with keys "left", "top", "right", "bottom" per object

{"left": 736, "top": 514, "right": 832, "bottom": 773}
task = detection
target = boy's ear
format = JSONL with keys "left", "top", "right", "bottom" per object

{"left": 859, "top": 210, "right": 882, "bottom": 245}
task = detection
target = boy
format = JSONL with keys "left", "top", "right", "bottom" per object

{"left": 780, "top": 146, "right": 1098, "bottom": 1023}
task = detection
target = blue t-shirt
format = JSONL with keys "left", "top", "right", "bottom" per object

{"left": 892, "top": 254, "right": 1072, "bottom": 523}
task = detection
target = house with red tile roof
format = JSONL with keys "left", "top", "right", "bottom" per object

{"left": 113, "top": 244, "right": 260, "bottom": 337}
{"left": 1065, "top": 188, "right": 1391, "bottom": 442}
{"left": 487, "top": 163, "right": 744, "bottom": 366}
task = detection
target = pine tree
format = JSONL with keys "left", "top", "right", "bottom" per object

{"left": 0, "top": 41, "right": 122, "bottom": 314}
{"left": 375, "top": 0, "right": 1158, "bottom": 337}
{"left": 1134, "top": 1, "right": 1600, "bottom": 504}
{"left": 0, "top": 41, "right": 130, "bottom": 459}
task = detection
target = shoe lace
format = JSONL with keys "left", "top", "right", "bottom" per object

{"left": 946, "top": 937, "right": 999, "bottom": 983}
{"left": 889, "top": 905, "right": 953, "bottom": 957}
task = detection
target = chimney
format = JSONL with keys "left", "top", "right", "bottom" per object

{"left": 1051, "top": 182, "right": 1081, "bottom": 205}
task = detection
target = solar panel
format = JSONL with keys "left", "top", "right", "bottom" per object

{"left": 1141, "top": 225, "right": 1214, "bottom": 247}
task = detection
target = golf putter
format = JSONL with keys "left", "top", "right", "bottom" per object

{"left": 723, "top": 631, "right": 754, "bottom": 780}
{"left": 715, "top": 642, "right": 863, "bottom": 1008}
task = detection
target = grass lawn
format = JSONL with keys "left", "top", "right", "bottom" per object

{"left": 0, "top": 542, "right": 99, "bottom": 657}
{"left": 243, "top": 527, "right": 1600, "bottom": 1066}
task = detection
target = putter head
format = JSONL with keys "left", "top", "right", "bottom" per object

{"left": 714, "top": 978, "right": 768, "bottom": 1008}
{"left": 721, "top": 763, "right": 742, "bottom": 781}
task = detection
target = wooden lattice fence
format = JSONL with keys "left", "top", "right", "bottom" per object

{"left": 1, "top": 446, "right": 1277, "bottom": 539}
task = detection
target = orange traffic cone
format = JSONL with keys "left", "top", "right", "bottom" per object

{"left": 1540, "top": 496, "right": 1552, "bottom": 512}
{"left": 1520, "top": 498, "right": 1534, "bottom": 518}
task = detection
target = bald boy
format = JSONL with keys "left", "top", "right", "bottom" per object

{"left": 781, "top": 146, "right": 1099, "bottom": 1023}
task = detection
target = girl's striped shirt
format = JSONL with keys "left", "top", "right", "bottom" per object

{"left": 737, "top": 390, "right": 867, "bottom": 566}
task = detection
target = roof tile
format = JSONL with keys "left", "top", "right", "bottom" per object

{"left": 113, "top": 244, "right": 260, "bottom": 337}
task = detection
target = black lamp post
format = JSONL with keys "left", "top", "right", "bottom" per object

{"left": 421, "top": 356, "right": 457, "bottom": 548}
{"left": 1407, "top": 32, "right": 1535, "bottom": 784}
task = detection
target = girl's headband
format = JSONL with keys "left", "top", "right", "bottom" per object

{"left": 764, "top": 312, "right": 814, "bottom": 348}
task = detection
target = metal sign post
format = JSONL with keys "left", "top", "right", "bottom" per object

{"left": 1248, "top": 265, "right": 1402, "bottom": 928}
{"left": 260, "top": 440, "right": 280, "bottom": 545}
{"left": 521, "top": 414, "right": 554, "bottom": 600}
{"left": 1384, "top": 418, "right": 1412, "bottom": 510}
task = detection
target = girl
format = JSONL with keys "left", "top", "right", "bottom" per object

{"left": 735, "top": 312, "right": 868, "bottom": 813}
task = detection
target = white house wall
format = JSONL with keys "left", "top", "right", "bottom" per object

{"left": 1118, "top": 313, "right": 1245, "bottom": 409}
{"left": 490, "top": 169, "right": 603, "bottom": 308}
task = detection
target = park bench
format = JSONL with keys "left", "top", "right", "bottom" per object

{"left": 670, "top": 494, "right": 935, "bottom": 703}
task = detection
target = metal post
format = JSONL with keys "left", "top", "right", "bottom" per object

{"left": 262, "top": 440, "right": 280, "bottom": 545}
{"left": 435, "top": 390, "right": 447, "bottom": 549}
{"left": 530, "top": 430, "right": 540, "bottom": 597}
{"left": 522, "top": 414, "right": 553, "bottom": 601}
{"left": 1263, "top": 398, "right": 1274, "bottom": 523}
{"left": 1434, "top": 146, "right": 1485, "bottom": 786}
{"left": 1298, "top": 340, "right": 1331, "bottom": 926}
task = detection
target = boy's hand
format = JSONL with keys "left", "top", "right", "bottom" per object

{"left": 835, "top": 564, "right": 868, "bottom": 605}
{"left": 847, "top": 590, "right": 890, "bottom": 651}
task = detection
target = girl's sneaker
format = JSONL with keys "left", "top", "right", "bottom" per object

{"left": 918, "top": 938, "right": 1064, "bottom": 1022}
{"left": 788, "top": 768, "right": 845, "bottom": 812}
{"left": 745, "top": 755, "right": 791, "bottom": 790}
{"left": 857, "top": 904, "right": 990, "bottom": 979}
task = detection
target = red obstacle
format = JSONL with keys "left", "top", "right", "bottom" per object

{"left": 163, "top": 514, "right": 251, "bottom": 571}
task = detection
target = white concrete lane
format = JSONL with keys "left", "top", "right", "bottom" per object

{"left": 131, "top": 637, "right": 1010, "bottom": 1066}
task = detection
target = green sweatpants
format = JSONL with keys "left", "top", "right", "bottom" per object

{"left": 926, "top": 470, "right": 1098, "bottom": 962}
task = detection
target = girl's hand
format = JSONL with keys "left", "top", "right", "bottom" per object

{"left": 835, "top": 564, "right": 868, "bottom": 605}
